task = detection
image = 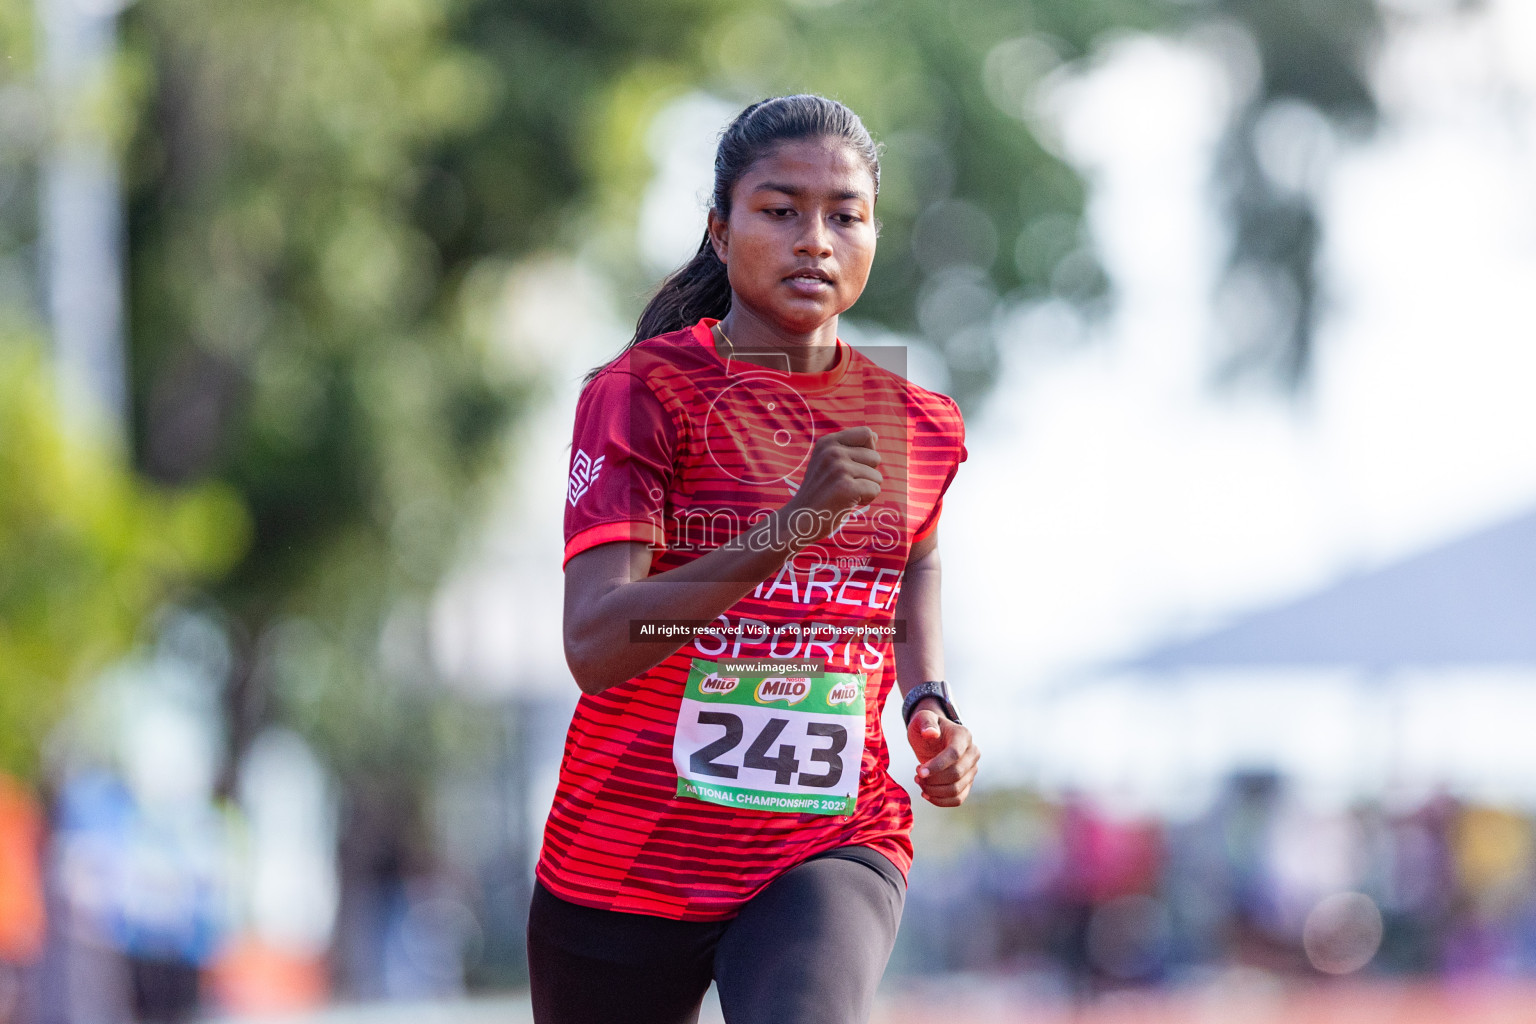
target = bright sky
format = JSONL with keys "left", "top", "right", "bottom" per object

{"left": 437, "top": 0, "right": 1536, "bottom": 813}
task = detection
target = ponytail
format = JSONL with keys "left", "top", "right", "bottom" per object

{"left": 588, "top": 94, "right": 880, "bottom": 382}
{"left": 631, "top": 233, "right": 733, "bottom": 349}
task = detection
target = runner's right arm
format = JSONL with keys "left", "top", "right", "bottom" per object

{"left": 563, "top": 427, "right": 882, "bottom": 694}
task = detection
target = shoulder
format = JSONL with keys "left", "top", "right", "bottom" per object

{"left": 582, "top": 326, "right": 711, "bottom": 403}
{"left": 906, "top": 380, "right": 965, "bottom": 430}
{"left": 604, "top": 325, "right": 710, "bottom": 378}
{"left": 847, "top": 348, "right": 966, "bottom": 440}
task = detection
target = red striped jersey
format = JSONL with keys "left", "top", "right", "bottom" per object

{"left": 540, "top": 318, "right": 967, "bottom": 920}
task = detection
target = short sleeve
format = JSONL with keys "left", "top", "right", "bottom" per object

{"left": 563, "top": 368, "right": 678, "bottom": 568}
{"left": 911, "top": 396, "right": 967, "bottom": 545}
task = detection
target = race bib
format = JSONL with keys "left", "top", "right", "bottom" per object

{"left": 673, "top": 657, "right": 867, "bottom": 816}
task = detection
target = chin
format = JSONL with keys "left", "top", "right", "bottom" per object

{"left": 768, "top": 303, "right": 844, "bottom": 335}
{"left": 732, "top": 290, "right": 849, "bottom": 337}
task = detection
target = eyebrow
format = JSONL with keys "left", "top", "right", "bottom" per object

{"left": 752, "top": 182, "right": 871, "bottom": 203}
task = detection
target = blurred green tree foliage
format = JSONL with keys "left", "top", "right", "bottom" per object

{"left": 121, "top": 0, "right": 523, "bottom": 796}
{"left": 0, "top": 0, "right": 39, "bottom": 322}
{"left": 1206, "top": 0, "right": 1380, "bottom": 387}
{"left": 0, "top": 0, "right": 242, "bottom": 783}
{"left": 0, "top": 339, "right": 246, "bottom": 782}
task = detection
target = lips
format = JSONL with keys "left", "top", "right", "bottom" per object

{"left": 785, "top": 267, "right": 834, "bottom": 288}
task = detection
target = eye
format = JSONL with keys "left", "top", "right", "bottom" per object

{"left": 834, "top": 212, "right": 862, "bottom": 225}
{"left": 764, "top": 207, "right": 795, "bottom": 218}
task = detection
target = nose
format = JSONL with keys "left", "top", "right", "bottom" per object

{"left": 794, "top": 216, "right": 833, "bottom": 259}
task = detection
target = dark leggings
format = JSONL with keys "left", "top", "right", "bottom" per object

{"left": 527, "top": 847, "right": 905, "bottom": 1024}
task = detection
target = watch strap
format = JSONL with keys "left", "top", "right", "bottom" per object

{"left": 902, "top": 680, "right": 961, "bottom": 726}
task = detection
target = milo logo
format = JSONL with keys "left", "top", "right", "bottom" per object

{"left": 755, "top": 677, "right": 810, "bottom": 706}
{"left": 699, "top": 672, "right": 739, "bottom": 695}
{"left": 827, "top": 681, "right": 860, "bottom": 706}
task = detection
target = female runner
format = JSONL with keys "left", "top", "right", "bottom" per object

{"left": 531, "top": 94, "right": 977, "bottom": 1024}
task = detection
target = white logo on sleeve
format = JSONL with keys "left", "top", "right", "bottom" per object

{"left": 567, "top": 449, "right": 605, "bottom": 506}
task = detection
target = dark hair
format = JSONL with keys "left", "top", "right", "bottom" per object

{"left": 592, "top": 95, "right": 880, "bottom": 379}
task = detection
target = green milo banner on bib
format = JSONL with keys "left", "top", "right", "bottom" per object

{"left": 682, "top": 659, "right": 866, "bottom": 715}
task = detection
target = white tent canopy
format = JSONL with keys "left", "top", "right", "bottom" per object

{"left": 1128, "top": 509, "right": 1536, "bottom": 673}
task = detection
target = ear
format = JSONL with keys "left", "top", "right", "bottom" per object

{"left": 707, "top": 208, "right": 729, "bottom": 265}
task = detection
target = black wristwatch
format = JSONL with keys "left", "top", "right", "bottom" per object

{"left": 902, "top": 680, "right": 961, "bottom": 727}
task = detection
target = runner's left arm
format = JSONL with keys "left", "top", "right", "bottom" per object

{"left": 893, "top": 530, "right": 979, "bottom": 807}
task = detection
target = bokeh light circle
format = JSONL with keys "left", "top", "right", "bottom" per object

{"left": 1303, "top": 892, "right": 1383, "bottom": 975}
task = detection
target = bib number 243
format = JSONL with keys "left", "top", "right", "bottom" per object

{"left": 673, "top": 659, "right": 866, "bottom": 816}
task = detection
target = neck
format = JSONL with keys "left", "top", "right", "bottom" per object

{"left": 718, "top": 306, "right": 840, "bottom": 374}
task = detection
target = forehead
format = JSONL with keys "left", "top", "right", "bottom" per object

{"left": 736, "top": 138, "right": 876, "bottom": 200}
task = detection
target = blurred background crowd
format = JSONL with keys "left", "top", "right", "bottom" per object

{"left": 903, "top": 779, "right": 1536, "bottom": 986}
{"left": 3, "top": 0, "right": 1536, "bottom": 1019}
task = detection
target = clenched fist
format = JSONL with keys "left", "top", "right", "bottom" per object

{"left": 781, "top": 427, "right": 882, "bottom": 546}
{"left": 907, "top": 702, "right": 979, "bottom": 807}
